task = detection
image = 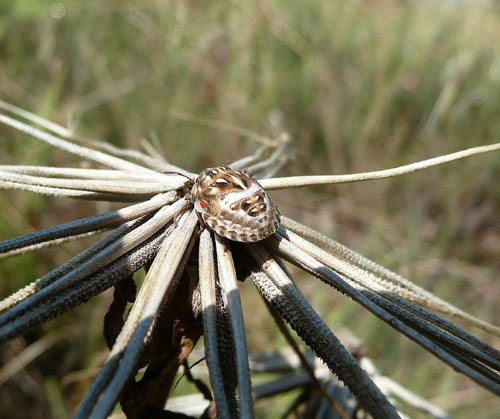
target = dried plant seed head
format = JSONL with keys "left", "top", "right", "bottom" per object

{"left": 191, "top": 166, "right": 281, "bottom": 242}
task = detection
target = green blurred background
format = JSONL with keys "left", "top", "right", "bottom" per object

{"left": 0, "top": 0, "right": 499, "bottom": 417}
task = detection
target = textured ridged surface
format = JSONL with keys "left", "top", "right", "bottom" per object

{"left": 191, "top": 166, "right": 280, "bottom": 242}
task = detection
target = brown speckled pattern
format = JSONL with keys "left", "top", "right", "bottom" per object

{"left": 191, "top": 166, "right": 281, "bottom": 242}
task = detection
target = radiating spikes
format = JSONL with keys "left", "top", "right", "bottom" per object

{"left": 229, "top": 146, "right": 268, "bottom": 171}
{"left": 0, "top": 112, "right": 154, "bottom": 173}
{"left": 0, "top": 94, "right": 186, "bottom": 174}
{"left": 0, "top": 179, "right": 152, "bottom": 201}
{"left": 1, "top": 230, "right": 104, "bottom": 260}
{"left": 214, "top": 284, "right": 240, "bottom": 416}
{"left": 264, "top": 232, "right": 500, "bottom": 396}
{"left": 0, "top": 170, "right": 183, "bottom": 195}
{"left": 1, "top": 101, "right": 500, "bottom": 417}
{"left": 280, "top": 217, "right": 500, "bottom": 338}
{"left": 0, "top": 223, "right": 172, "bottom": 344}
{"left": 0, "top": 192, "right": 176, "bottom": 258}
{"left": 245, "top": 133, "right": 291, "bottom": 180}
{"left": 0, "top": 165, "right": 175, "bottom": 182}
{"left": 0, "top": 199, "right": 189, "bottom": 329}
{"left": 260, "top": 296, "right": 346, "bottom": 412}
{"left": 77, "top": 210, "right": 199, "bottom": 419}
{"left": 215, "top": 234, "right": 254, "bottom": 418}
{"left": 199, "top": 230, "right": 234, "bottom": 419}
{"left": 246, "top": 243, "right": 400, "bottom": 418}
{"left": 259, "top": 143, "right": 500, "bottom": 190}
{"left": 0, "top": 218, "right": 141, "bottom": 316}
{"left": 277, "top": 224, "right": 500, "bottom": 362}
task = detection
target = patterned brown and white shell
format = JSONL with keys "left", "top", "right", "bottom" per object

{"left": 191, "top": 166, "right": 281, "bottom": 242}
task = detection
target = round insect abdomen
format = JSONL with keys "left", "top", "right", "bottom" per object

{"left": 191, "top": 166, "right": 281, "bottom": 242}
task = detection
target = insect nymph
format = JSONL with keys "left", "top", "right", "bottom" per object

{"left": 190, "top": 166, "right": 281, "bottom": 242}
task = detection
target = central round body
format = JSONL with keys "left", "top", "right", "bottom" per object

{"left": 191, "top": 166, "right": 280, "bottom": 242}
